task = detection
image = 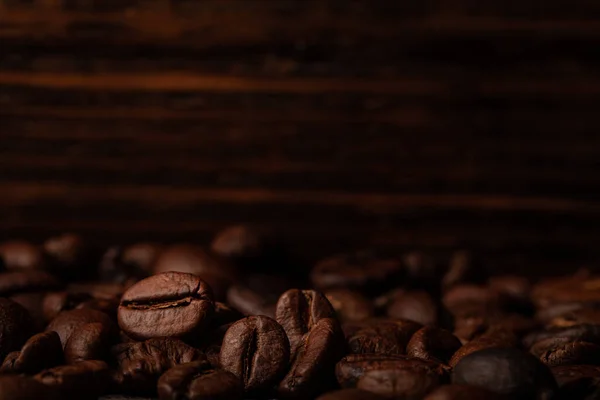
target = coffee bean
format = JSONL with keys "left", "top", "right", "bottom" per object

{"left": 386, "top": 290, "right": 438, "bottom": 326}
{"left": 118, "top": 272, "right": 215, "bottom": 340}
{"left": 211, "top": 225, "right": 269, "bottom": 261}
{"left": 335, "top": 353, "right": 447, "bottom": 389}
{"left": 547, "top": 308, "right": 600, "bottom": 329}
{"left": 44, "top": 233, "right": 95, "bottom": 281}
{"left": 0, "top": 298, "right": 34, "bottom": 361}
{"left": 47, "top": 308, "right": 114, "bottom": 347}
{"left": 276, "top": 289, "right": 336, "bottom": 354}
{"left": 10, "top": 291, "right": 47, "bottom": 330}
{"left": 99, "top": 246, "right": 150, "bottom": 285}
{"left": 35, "top": 360, "right": 111, "bottom": 400}
{"left": 442, "top": 284, "right": 504, "bottom": 318}
{"left": 0, "top": 240, "right": 46, "bottom": 271}
{"left": 122, "top": 243, "right": 163, "bottom": 273}
{"left": 324, "top": 289, "right": 374, "bottom": 323}
{"left": 523, "top": 324, "right": 600, "bottom": 349}
{"left": 43, "top": 291, "right": 95, "bottom": 322}
{"left": 65, "top": 322, "right": 116, "bottom": 363}
{"left": 226, "top": 274, "right": 292, "bottom": 318}
{"left": 348, "top": 319, "right": 422, "bottom": 355}
{"left": 452, "top": 348, "right": 558, "bottom": 399}
{"left": 278, "top": 318, "right": 346, "bottom": 399}
{"left": 157, "top": 360, "right": 243, "bottom": 400}
{"left": 407, "top": 326, "right": 462, "bottom": 365}
{"left": 311, "top": 250, "right": 403, "bottom": 295}
{"left": 113, "top": 337, "right": 203, "bottom": 395}
{"left": 316, "top": 388, "right": 387, "bottom": 400}
{"left": 0, "top": 375, "right": 60, "bottom": 400}
{"left": 552, "top": 364, "right": 600, "bottom": 398}
{"left": 0, "top": 331, "right": 63, "bottom": 374}
{"left": 0, "top": 270, "right": 60, "bottom": 296}
{"left": 489, "top": 275, "right": 532, "bottom": 310}
{"left": 356, "top": 366, "right": 446, "bottom": 399}
{"left": 452, "top": 315, "right": 488, "bottom": 344}
{"left": 449, "top": 327, "right": 518, "bottom": 367}
{"left": 219, "top": 316, "right": 289, "bottom": 393}
{"left": 424, "top": 384, "right": 504, "bottom": 400}
{"left": 533, "top": 339, "right": 600, "bottom": 367}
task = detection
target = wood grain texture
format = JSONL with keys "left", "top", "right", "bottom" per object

{"left": 0, "top": 0, "right": 599, "bottom": 274}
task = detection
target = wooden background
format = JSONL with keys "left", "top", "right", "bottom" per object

{"left": 1, "top": 1, "right": 599, "bottom": 275}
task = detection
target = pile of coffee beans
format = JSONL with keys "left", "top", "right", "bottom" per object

{"left": 0, "top": 227, "right": 599, "bottom": 399}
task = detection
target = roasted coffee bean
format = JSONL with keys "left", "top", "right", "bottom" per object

{"left": 449, "top": 327, "right": 518, "bottom": 367}
{"left": 211, "top": 225, "right": 269, "bottom": 261}
{"left": 278, "top": 318, "right": 346, "bottom": 399}
{"left": 532, "top": 339, "right": 600, "bottom": 367}
{"left": 122, "top": 243, "right": 163, "bottom": 273}
{"left": 424, "top": 384, "right": 503, "bottom": 400}
{"left": 65, "top": 322, "right": 116, "bottom": 363}
{"left": 452, "top": 348, "right": 558, "bottom": 399}
{"left": 489, "top": 275, "right": 532, "bottom": 311}
{"left": 336, "top": 353, "right": 447, "bottom": 389}
{"left": 276, "top": 289, "right": 336, "bottom": 354}
{"left": 316, "top": 388, "right": 387, "bottom": 400}
{"left": 0, "top": 331, "right": 63, "bottom": 374}
{"left": 152, "top": 244, "right": 237, "bottom": 301}
{"left": 99, "top": 246, "right": 150, "bottom": 285}
{"left": 0, "top": 240, "right": 46, "bottom": 271}
{"left": 348, "top": 319, "right": 422, "bottom": 355}
{"left": 47, "top": 308, "right": 115, "bottom": 347}
{"left": 356, "top": 365, "right": 446, "bottom": 399}
{"left": 43, "top": 233, "right": 95, "bottom": 281}
{"left": 157, "top": 360, "right": 243, "bottom": 400}
{"left": 325, "top": 289, "right": 374, "bottom": 322}
{"left": 43, "top": 291, "right": 95, "bottom": 322}
{"left": 10, "top": 291, "right": 47, "bottom": 330}
{"left": 0, "top": 270, "right": 60, "bottom": 296}
{"left": 118, "top": 272, "right": 215, "bottom": 340}
{"left": 552, "top": 364, "right": 600, "bottom": 398}
{"left": 523, "top": 324, "right": 600, "bottom": 349}
{"left": 547, "top": 308, "right": 600, "bottom": 329}
{"left": 452, "top": 315, "right": 488, "bottom": 344}
{"left": 442, "top": 284, "right": 504, "bottom": 318}
{"left": 113, "top": 337, "right": 203, "bottom": 395}
{"left": 0, "top": 298, "right": 34, "bottom": 361}
{"left": 386, "top": 290, "right": 438, "bottom": 326}
{"left": 220, "top": 316, "right": 289, "bottom": 393}
{"left": 552, "top": 364, "right": 600, "bottom": 387}
{"left": 442, "top": 251, "right": 487, "bottom": 290}
{"left": 201, "top": 323, "right": 231, "bottom": 367}
{"left": 311, "top": 251, "right": 403, "bottom": 295}
{"left": 226, "top": 274, "right": 292, "bottom": 318}
{"left": 35, "top": 360, "right": 111, "bottom": 399}
{"left": 532, "top": 275, "right": 600, "bottom": 309}
{"left": 0, "top": 375, "right": 60, "bottom": 400}
{"left": 407, "top": 326, "right": 462, "bottom": 365}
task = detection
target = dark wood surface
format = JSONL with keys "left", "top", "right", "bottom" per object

{"left": 1, "top": 1, "right": 599, "bottom": 275}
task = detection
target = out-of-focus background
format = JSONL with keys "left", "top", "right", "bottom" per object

{"left": 1, "top": 1, "right": 598, "bottom": 275}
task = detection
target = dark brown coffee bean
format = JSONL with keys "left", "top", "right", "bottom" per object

{"left": 407, "top": 327, "right": 462, "bottom": 365}
{"left": 0, "top": 240, "right": 46, "bottom": 271}
{"left": 10, "top": 291, "right": 47, "bottom": 330}
{"left": 43, "top": 291, "right": 95, "bottom": 322}
{"left": 202, "top": 323, "right": 231, "bottom": 368}
{"left": 122, "top": 242, "right": 163, "bottom": 273}
{"left": 43, "top": 233, "right": 96, "bottom": 281}
{"left": 311, "top": 251, "right": 403, "bottom": 295}
{"left": 316, "top": 388, "right": 387, "bottom": 400}
{"left": 551, "top": 364, "right": 600, "bottom": 398}
{"left": 552, "top": 364, "right": 600, "bottom": 387}
{"left": 219, "top": 316, "right": 289, "bottom": 393}
{"left": 546, "top": 308, "right": 600, "bottom": 329}
{"left": 442, "top": 250, "right": 487, "bottom": 290}
{"left": 489, "top": 275, "right": 531, "bottom": 301}
{"left": 325, "top": 289, "right": 374, "bottom": 323}
{"left": 0, "top": 331, "right": 63, "bottom": 374}
{"left": 0, "top": 298, "right": 34, "bottom": 361}
{"left": 276, "top": 289, "right": 336, "bottom": 354}
{"left": 452, "top": 348, "right": 557, "bottom": 399}
{"left": 335, "top": 353, "right": 446, "bottom": 389}
{"left": 348, "top": 319, "right": 422, "bottom": 355}
{"left": 356, "top": 366, "right": 446, "bottom": 399}
{"left": 387, "top": 290, "right": 438, "bottom": 326}
{"left": 278, "top": 318, "right": 346, "bottom": 399}
{"left": 46, "top": 308, "right": 115, "bottom": 347}
{"left": 34, "top": 360, "right": 111, "bottom": 399}
{"left": 65, "top": 322, "right": 116, "bottom": 363}
{"left": 523, "top": 324, "right": 600, "bottom": 349}
{"left": 443, "top": 284, "right": 504, "bottom": 318}
{"left": 226, "top": 274, "right": 291, "bottom": 318}
{"left": 532, "top": 339, "right": 600, "bottom": 367}
{"left": 0, "top": 375, "right": 60, "bottom": 400}
{"left": 424, "top": 384, "right": 504, "bottom": 400}
{"left": 211, "top": 225, "right": 268, "bottom": 260}
{"left": 0, "top": 270, "right": 60, "bottom": 296}
{"left": 157, "top": 360, "right": 243, "bottom": 400}
{"left": 532, "top": 275, "right": 600, "bottom": 309}
{"left": 113, "top": 337, "right": 203, "bottom": 395}
{"left": 452, "top": 315, "right": 488, "bottom": 344}
{"left": 450, "top": 328, "right": 518, "bottom": 367}
{"left": 118, "top": 272, "right": 215, "bottom": 340}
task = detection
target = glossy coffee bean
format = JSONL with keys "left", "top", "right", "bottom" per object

{"left": 113, "top": 337, "right": 203, "bottom": 395}
{"left": 348, "top": 319, "right": 422, "bottom": 355}
{"left": 275, "top": 289, "right": 336, "bottom": 354}
{"left": 533, "top": 339, "right": 600, "bottom": 367}
{"left": 316, "top": 388, "right": 387, "bottom": 400}
{"left": 449, "top": 327, "right": 518, "bottom": 367}
{"left": 0, "top": 375, "right": 60, "bottom": 400}
{"left": 407, "top": 326, "right": 462, "bottom": 365}
{"left": 34, "top": 360, "right": 111, "bottom": 400}
{"left": 0, "top": 298, "right": 34, "bottom": 361}
{"left": 452, "top": 348, "right": 558, "bottom": 399}
{"left": 356, "top": 366, "right": 446, "bottom": 399}
{"left": 324, "top": 289, "right": 374, "bottom": 322}
{"left": 311, "top": 251, "right": 404, "bottom": 294}
{"left": 118, "top": 272, "right": 215, "bottom": 340}
{"left": 523, "top": 324, "right": 600, "bottom": 349}
{"left": 424, "top": 384, "right": 504, "bottom": 400}
{"left": 278, "top": 318, "right": 346, "bottom": 399}
{"left": 0, "top": 270, "right": 60, "bottom": 296}
{"left": 0, "top": 240, "right": 46, "bottom": 271}
{"left": 47, "top": 308, "right": 115, "bottom": 347}
{"left": 65, "top": 322, "right": 116, "bottom": 363}
{"left": 157, "top": 360, "right": 243, "bottom": 400}
{"left": 0, "top": 331, "right": 63, "bottom": 374}
{"left": 386, "top": 290, "right": 438, "bottom": 326}
{"left": 220, "top": 316, "right": 289, "bottom": 393}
